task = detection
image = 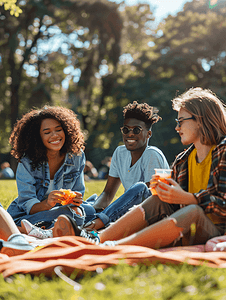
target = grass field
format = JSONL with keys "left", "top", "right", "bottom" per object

{"left": 0, "top": 180, "right": 226, "bottom": 299}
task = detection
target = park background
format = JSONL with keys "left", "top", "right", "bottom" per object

{"left": 0, "top": 0, "right": 225, "bottom": 172}
{"left": 2, "top": 2, "right": 226, "bottom": 298}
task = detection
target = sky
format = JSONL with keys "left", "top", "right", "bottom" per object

{"left": 109, "top": 0, "right": 193, "bottom": 22}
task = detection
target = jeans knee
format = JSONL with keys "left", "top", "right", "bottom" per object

{"left": 130, "top": 182, "right": 147, "bottom": 192}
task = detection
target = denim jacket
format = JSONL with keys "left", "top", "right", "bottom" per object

{"left": 7, "top": 152, "right": 86, "bottom": 220}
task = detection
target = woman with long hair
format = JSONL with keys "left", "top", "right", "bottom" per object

{"left": 7, "top": 106, "right": 95, "bottom": 233}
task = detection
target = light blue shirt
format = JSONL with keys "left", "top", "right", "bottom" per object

{"left": 7, "top": 152, "right": 86, "bottom": 221}
{"left": 109, "top": 145, "right": 169, "bottom": 192}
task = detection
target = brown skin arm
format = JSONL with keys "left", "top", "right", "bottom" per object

{"left": 29, "top": 190, "right": 65, "bottom": 214}
{"left": 92, "top": 176, "right": 121, "bottom": 210}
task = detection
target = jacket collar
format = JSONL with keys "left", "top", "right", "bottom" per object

{"left": 175, "top": 144, "right": 195, "bottom": 163}
{"left": 175, "top": 136, "right": 226, "bottom": 163}
{"left": 64, "top": 152, "right": 82, "bottom": 166}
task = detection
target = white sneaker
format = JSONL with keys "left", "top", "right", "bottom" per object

{"left": 80, "top": 229, "right": 100, "bottom": 245}
{"left": 100, "top": 240, "right": 117, "bottom": 247}
{"left": 21, "top": 219, "right": 53, "bottom": 239}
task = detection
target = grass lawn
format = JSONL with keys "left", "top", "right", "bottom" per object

{"left": 0, "top": 180, "right": 226, "bottom": 299}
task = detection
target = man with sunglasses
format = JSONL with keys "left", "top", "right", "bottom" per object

{"left": 80, "top": 101, "right": 169, "bottom": 231}
{"left": 87, "top": 87, "right": 226, "bottom": 249}
{"left": 23, "top": 101, "right": 169, "bottom": 238}
{"left": 20, "top": 101, "right": 169, "bottom": 238}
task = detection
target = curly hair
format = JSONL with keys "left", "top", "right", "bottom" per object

{"left": 9, "top": 106, "right": 85, "bottom": 169}
{"left": 122, "top": 101, "right": 161, "bottom": 130}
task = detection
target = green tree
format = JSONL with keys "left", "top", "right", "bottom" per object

{"left": 85, "top": 0, "right": 226, "bottom": 166}
{"left": 0, "top": 0, "right": 122, "bottom": 153}
{"left": 82, "top": 3, "right": 158, "bottom": 166}
{"left": 147, "top": 0, "right": 226, "bottom": 161}
{"left": 153, "top": 0, "right": 226, "bottom": 92}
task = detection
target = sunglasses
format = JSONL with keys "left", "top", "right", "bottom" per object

{"left": 175, "top": 116, "right": 195, "bottom": 127}
{"left": 120, "top": 126, "right": 143, "bottom": 135}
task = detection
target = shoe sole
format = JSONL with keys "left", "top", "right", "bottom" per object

{"left": 52, "top": 215, "right": 76, "bottom": 237}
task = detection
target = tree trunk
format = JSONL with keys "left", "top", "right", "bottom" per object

{"left": 10, "top": 83, "right": 20, "bottom": 129}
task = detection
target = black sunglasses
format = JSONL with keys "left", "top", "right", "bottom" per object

{"left": 120, "top": 126, "right": 143, "bottom": 135}
{"left": 175, "top": 116, "right": 195, "bottom": 127}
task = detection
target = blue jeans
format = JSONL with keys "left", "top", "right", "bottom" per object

{"left": 15, "top": 205, "right": 85, "bottom": 229}
{"left": 84, "top": 182, "right": 152, "bottom": 227}
{"left": 15, "top": 182, "right": 151, "bottom": 229}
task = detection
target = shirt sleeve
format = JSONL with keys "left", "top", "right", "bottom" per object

{"left": 16, "top": 162, "right": 41, "bottom": 215}
{"left": 143, "top": 148, "right": 170, "bottom": 183}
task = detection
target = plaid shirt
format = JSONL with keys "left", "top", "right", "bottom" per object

{"left": 171, "top": 137, "right": 226, "bottom": 232}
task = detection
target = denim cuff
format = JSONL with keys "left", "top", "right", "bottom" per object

{"left": 96, "top": 212, "right": 110, "bottom": 226}
{"left": 68, "top": 205, "right": 85, "bottom": 227}
{"left": 25, "top": 198, "right": 41, "bottom": 215}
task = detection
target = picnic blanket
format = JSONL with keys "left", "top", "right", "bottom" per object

{"left": 1, "top": 236, "right": 226, "bottom": 278}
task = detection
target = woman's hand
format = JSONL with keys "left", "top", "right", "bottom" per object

{"left": 70, "top": 191, "right": 83, "bottom": 206}
{"left": 150, "top": 174, "right": 160, "bottom": 188}
{"left": 30, "top": 190, "right": 64, "bottom": 214}
{"left": 149, "top": 174, "right": 160, "bottom": 195}
{"left": 47, "top": 190, "right": 83, "bottom": 208}
{"left": 30, "top": 189, "right": 83, "bottom": 214}
{"left": 154, "top": 178, "right": 197, "bottom": 205}
{"left": 46, "top": 190, "right": 64, "bottom": 208}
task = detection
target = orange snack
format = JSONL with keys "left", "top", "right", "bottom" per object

{"left": 59, "top": 189, "right": 77, "bottom": 205}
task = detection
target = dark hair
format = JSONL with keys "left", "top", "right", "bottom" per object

{"left": 172, "top": 87, "right": 226, "bottom": 145}
{"left": 9, "top": 106, "right": 85, "bottom": 169}
{"left": 122, "top": 101, "right": 161, "bottom": 130}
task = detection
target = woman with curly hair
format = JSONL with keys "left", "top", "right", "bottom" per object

{"left": 7, "top": 106, "right": 95, "bottom": 233}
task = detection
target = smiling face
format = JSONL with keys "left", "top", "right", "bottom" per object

{"left": 40, "top": 118, "right": 65, "bottom": 153}
{"left": 176, "top": 108, "right": 200, "bottom": 146}
{"left": 122, "top": 118, "right": 151, "bottom": 153}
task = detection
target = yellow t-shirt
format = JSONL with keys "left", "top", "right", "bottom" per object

{"left": 188, "top": 145, "right": 223, "bottom": 224}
